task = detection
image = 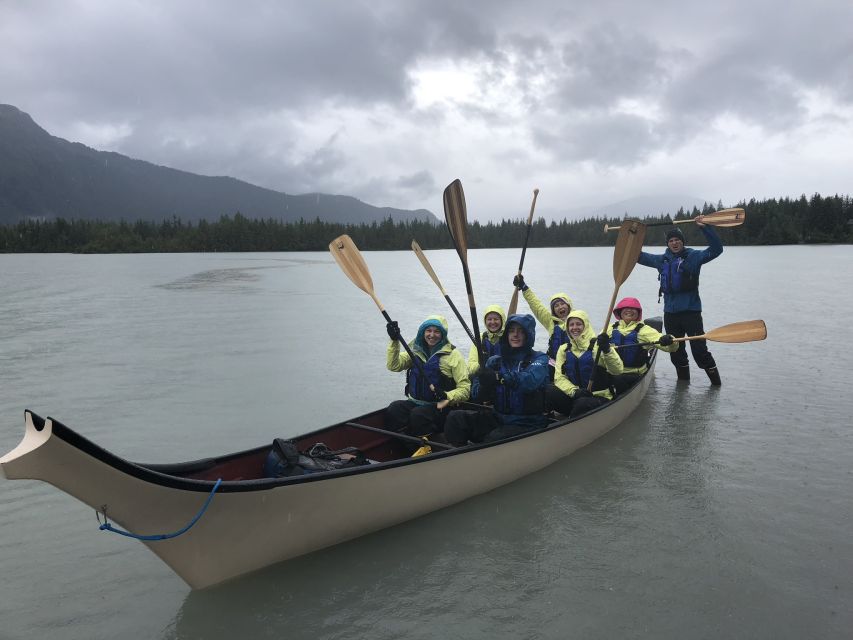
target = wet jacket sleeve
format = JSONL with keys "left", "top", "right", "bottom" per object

{"left": 522, "top": 287, "right": 555, "bottom": 334}
{"left": 441, "top": 349, "right": 471, "bottom": 404}
{"left": 638, "top": 323, "right": 679, "bottom": 353}
{"left": 386, "top": 339, "right": 412, "bottom": 372}
{"left": 694, "top": 225, "right": 724, "bottom": 266}
{"left": 467, "top": 345, "right": 481, "bottom": 377}
{"left": 597, "top": 345, "right": 624, "bottom": 376}
{"left": 513, "top": 353, "right": 549, "bottom": 393}
{"left": 637, "top": 251, "right": 663, "bottom": 269}
{"left": 553, "top": 344, "right": 579, "bottom": 396}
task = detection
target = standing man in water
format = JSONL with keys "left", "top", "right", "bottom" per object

{"left": 637, "top": 217, "right": 723, "bottom": 385}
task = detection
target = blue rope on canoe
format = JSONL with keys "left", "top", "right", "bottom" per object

{"left": 97, "top": 478, "right": 222, "bottom": 541}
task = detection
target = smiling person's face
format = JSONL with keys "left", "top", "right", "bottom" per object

{"left": 568, "top": 317, "right": 585, "bottom": 338}
{"left": 507, "top": 324, "right": 525, "bottom": 348}
{"left": 423, "top": 326, "right": 442, "bottom": 346}
{"left": 619, "top": 308, "right": 639, "bottom": 322}
{"left": 484, "top": 312, "right": 503, "bottom": 333}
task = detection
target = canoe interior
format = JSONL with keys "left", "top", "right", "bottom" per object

{"left": 156, "top": 408, "right": 420, "bottom": 482}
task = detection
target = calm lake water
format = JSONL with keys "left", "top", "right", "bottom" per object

{"left": 1, "top": 246, "right": 851, "bottom": 640}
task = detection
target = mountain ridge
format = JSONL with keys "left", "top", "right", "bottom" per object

{"left": 0, "top": 104, "right": 438, "bottom": 225}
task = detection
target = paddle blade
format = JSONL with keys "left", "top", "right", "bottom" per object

{"left": 704, "top": 319, "right": 767, "bottom": 343}
{"left": 328, "top": 234, "right": 382, "bottom": 309}
{"left": 443, "top": 179, "right": 469, "bottom": 261}
{"left": 612, "top": 220, "right": 647, "bottom": 286}
{"left": 705, "top": 208, "right": 746, "bottom": 227}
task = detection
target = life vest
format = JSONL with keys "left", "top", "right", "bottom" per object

{"left": 659, "top": 255, "right": 699, "bottom": 297}
{"left": 480, "top": 333, "right": 502, "bottom": 360}
{"left": 548, "top": 324, "right": 569, "bottom": 360}
{"left": 405, "top": 349, "right": 456, "bottom": 401}
{"left": 612, "top": 322, "right": 649, "bottom": 369}
{"left": 493, "top": 356, "right": 546, "bottom": 415}
{"left": 562, "top": 344, "right": 611, "bottom": 392}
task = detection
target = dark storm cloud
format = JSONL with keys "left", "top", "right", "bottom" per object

{"left": 3, "top": 0, "right": 852, "bottom": 217}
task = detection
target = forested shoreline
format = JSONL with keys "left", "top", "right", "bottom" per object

{"left": 1, "top": 193, "right": 850, "bottom": 253}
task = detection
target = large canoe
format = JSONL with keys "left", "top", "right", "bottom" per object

{"left": 1, "top": 355, "right": 657, "bottom": 589}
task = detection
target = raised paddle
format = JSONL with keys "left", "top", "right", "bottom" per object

{"left": 329, "top": 234, "right": 440, "bottom": 400}
{"left": 604, "top": 208, "right": 746, "bottom": 232}
{"left": 507, "top": 188, "right": 540, "bottom": 315}
{"left": 411, "top": 239, "right": 478, "bottom": 349}
{"left": 443, "top": 179, "right": 485, "bottom": 365}
{"left": 587, "top": 220, "right": 647, "bottom": 390}
{"left": 669, "top": 319, "right": 767, "bottom": 344}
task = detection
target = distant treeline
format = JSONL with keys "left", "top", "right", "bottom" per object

{"left": 1, "top": 193, "right": 850, "bottom": 253}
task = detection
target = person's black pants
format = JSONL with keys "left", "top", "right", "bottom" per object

{"left": 385, "top": 400, "right": 447, "bottom": 436}
{"left": 664, "top": 310, "right": 716, "bottom": 369}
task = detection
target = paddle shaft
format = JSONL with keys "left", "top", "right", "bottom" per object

{"left": 411, "top": 241, "right": 478, "bottom": 349}
{"left": 343, "top": 422, "right": 453, "bottom": 451}
{"left": 508, "top": 188, "right": 539, "bottom": 315}
{"left": 588, "top": 220, "right": 647, "bottom": 390}
{"left": 604, "top": 208, "right": 745, "bottom": 232}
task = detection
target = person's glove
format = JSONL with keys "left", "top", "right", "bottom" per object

{"left": 658, "top": 334, "right": 674, "bottom": 346}
{"left": 573, "top": 388, "right": 593, "bottom": 399}
{"left": 433, "top": 389, "right": 448, "bottom": 401}
{"left": 501, "top": 371, "right": 520, "bottom": 388}
{"left": 596, "top": 332, "right": 611, "bottom": 353}
{"left": 478, "top": 371, "right": 498, "bottom": 393}
{"left": 513, "top": 274, "right": 528, "bottom": 291}
{"left": 485, "top": 355, "right": 503, "bottom": 371}
{"left": 386, "top": 320, "right": 401, "bottom": 341}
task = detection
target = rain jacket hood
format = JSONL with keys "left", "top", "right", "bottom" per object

{"left": 614, "top": 297, "right": 643, "bottom": 321}
{"left": 500, "top": 313, "right": 537, "bottom": 361}
{"left": 482, "top": 304, "right": 507, "bottom": 341}
{"left": 414, "top": 315, "right": 449, "bottom": 357}
{"left": 566, "top": 309, "right": 596, "bottom": 350}
{"left": 549, "top": 292, "right": 574, "bottom": 320}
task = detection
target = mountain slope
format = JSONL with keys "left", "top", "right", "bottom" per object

{"left": 0, "top": 105, "right": 437, "bottom": 225}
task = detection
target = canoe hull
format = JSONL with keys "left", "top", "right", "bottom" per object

{"left": 1, "top": 360, "right": 654, "bottom": 589}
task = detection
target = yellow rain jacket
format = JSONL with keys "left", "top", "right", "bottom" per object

{"left": 467, "top": 304, "right": 507, "bottom": 376}
{"left": 554, "top": 309, "right": 623, "bottom": 401}
{"left": 522, "top": 288, "right": 574, "bottom": 356}
{"left": 606, "top": 318, "right": 678, "bottom": 375}
{"left": 387, "top": 315, "right": 471, "bottom": 405}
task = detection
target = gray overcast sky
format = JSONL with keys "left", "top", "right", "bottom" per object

{"left": 3, "top": 0, "right": 852, "bottom": 221}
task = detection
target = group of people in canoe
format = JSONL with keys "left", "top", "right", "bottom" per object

{"left": 384, "top": 217, "right": 724, "bottom": 447}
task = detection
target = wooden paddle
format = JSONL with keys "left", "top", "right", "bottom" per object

{"left": 670, "top": 319, "right": 767, "bottom": 344}
{"left": 443, "top": 179, "right": 485, "bottom": 365}
{"left": 411, "top": 239, "right": 478, "bottom": 349}
{"left": 329, "top": 234, "right": 436, "bottom": 393}
{"left": 587, "top": 220, "right": 647, "bottom": 390}
{"left": 604, "top": 208, "right": 746, "bottom": 232}
{"left": 508, "top": 188, "right": 539, "bottom": 315}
